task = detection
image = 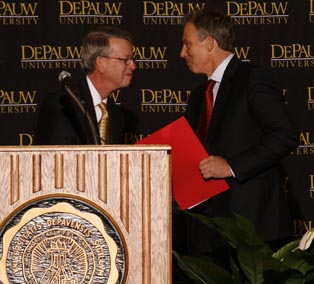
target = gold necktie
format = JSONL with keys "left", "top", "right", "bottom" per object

{"left": 98, "top": 102, "right": 110, "bottom": 144}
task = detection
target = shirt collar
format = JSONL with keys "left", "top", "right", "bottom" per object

{"left": 209, "top": 53, "right": 234, "bottom": 83}
{"left": 86, "top": 76, "right": 107, "bottom": 106}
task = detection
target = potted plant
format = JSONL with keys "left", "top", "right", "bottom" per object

{"left": 173, "top": 212, "right": 314, "bottom": 284}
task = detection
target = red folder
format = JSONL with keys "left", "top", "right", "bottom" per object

{"left": 136, "top": 116, "right": 229, "bottom": 210}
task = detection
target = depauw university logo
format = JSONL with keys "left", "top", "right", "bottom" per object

{"left": 20, "top": 45, "right": 82, "bottom": 69}
{"left": 141, "top": 88, "right": 190, "bottom": 113}
{"left": 0, "top": 89, "right": 37, "bottom": 114}
{"left": 142, "top": 1, "right": 206, "bottom": 25}
{"left": 226, "top": 1, "right": 289, "bottom": 24}
{"left": 0, "top": 1, "right": 39, "bottom": 25}
{"left": 297, "top": 131, "right": 314, "bottom": 156}
{"left": 134, "top": 46, "right": 168, "bottom": 70}
{"left": 270, "top": 43, "right": 314, "bottom": 68}
{"left": 59, "top": 0, "right": 123, "bottom": 24}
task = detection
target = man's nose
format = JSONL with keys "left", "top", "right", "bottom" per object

{"left": 128, "top": 60, "right": 137, "bottom": 70}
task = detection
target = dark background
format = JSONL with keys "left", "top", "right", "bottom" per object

{"left": 0, "top": 0, "right": 312, "bottom": 237}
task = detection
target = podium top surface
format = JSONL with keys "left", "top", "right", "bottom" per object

{"left": 0, "top": 144, "right": 172, "bottom": 152}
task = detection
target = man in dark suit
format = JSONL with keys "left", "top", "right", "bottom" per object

{"left": 180, "top": 9, "right": 299, "bottom": 263}
{"left": 35, "top": 26, "right": 136, "bottom": 145}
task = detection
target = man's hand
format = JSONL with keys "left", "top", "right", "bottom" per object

{"left": 199, "top": 155, "right": 233, "bottom": 179}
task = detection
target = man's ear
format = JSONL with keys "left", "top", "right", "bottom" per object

{"left": 205, "top": 35, "right": 216, "bottom": 51}
{"left": 95, "top": 56, "right": 106, "bottom": 73}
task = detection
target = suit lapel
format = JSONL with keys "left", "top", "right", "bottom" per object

{"left": 206, "top": 57, "right": 241, "bottom": 139}
{"left": 76, "top": 77, "right": 100, "bottom": 144}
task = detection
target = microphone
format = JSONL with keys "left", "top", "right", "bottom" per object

{"left": 58, "top": 70, "right": 72, "bottom": 86}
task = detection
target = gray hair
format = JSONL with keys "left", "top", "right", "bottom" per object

{"left": 81, "top": 26, "right": 133, "bottom": 74}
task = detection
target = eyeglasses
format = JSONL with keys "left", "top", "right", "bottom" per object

{"left": 100, "top": 55, "right": 136, "bottom": 65}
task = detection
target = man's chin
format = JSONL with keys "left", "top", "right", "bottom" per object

{"left": 188, "top": 66, "right": 198, "bottom": 74}
{"left": 188, "top": 66, "right": 204, "bottom": 75}
{"left": 122, "top": 79, "right": 132, "bottom": 87}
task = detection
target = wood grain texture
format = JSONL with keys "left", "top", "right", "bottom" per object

{"left": 0, "top": 145, "right": 172, "bottom": 284}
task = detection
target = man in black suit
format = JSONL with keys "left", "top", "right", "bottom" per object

{"left": 35, "top": 26, "right": 136, "bottom": 145}
{"left": 180, "top": 9, "right": 299, "bottom": 263}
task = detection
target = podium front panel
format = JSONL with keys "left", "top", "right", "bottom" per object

{"left": 0, "top": 145, "right": 172, "bottom": 284}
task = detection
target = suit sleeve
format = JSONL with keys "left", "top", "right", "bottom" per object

{"left": 227, "top": 68, "right": 298, "bottom": 182}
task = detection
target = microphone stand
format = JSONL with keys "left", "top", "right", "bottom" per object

{"left": 63, "top": 84, "right": 99, "bottom": 145}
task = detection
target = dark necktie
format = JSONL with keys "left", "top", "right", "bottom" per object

{"left": 98, "top": 102, "right": 110, "bottom": 144}
{"left": 198, "top": 80, "right": 216, "bottom": 145}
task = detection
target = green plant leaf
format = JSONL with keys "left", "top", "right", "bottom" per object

{"left": 264, "top": 255, "right": 295, "bottom": 273}
{"left": 263, "top": 268, "right": 305, "bottom": 284}
{"left": 305, "top": 268, "right": 314, "bottom": 283}
{"left": 272, "top": 240, "right": 300, "bottom": 261}
{"left": 230, "top": 257, "right": 245, "bottom": 284}
{"left": 237, "top": 244, "right": 265, "bottom": 284}
{"left": 232, "top": 214, "right": 264, "bottom": 244}
{"left": 185, "top": 212, "right": 269, "bottom": 250}
{"left": 174, "top": 213, "right": 314, "bottom": 284}
{"left": 184, "top": 212, "right": 242, "bottom": 248}
{"left": 272, "top": 241, "right": 314, "bottom": 275}
{"left": 173, "top": 250, "right": 233, "bottom": 284}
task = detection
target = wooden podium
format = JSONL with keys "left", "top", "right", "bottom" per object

{"left": 0, "top": 145, "right": 172, "bottom": 284}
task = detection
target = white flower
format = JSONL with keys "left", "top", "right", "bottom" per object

{"left": 298, "top": 229, "right": 314, "bottom": 251}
